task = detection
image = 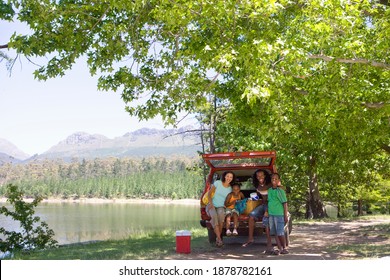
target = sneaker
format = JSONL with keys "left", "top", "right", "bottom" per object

{"left": 281, "top": 249, "right": 289, "bottom": 254}
{"left": 226, "top": 229, "right": 232, "bottom": 236}
{"left": 233, "top": 228, "right": 238, "bottom": 235}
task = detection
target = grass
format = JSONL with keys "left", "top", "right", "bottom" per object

{"left": 331, "top": 243, "right": 390, "bottom": 259}
{"left": 7, "top": 228, "right": 210, "bottom": 260}
{"left": 293, "top": 215, "right": 390, "bottom": 259}
{"left": 292, "top": 214, "right": 390, "bottom": 225}
{"left": 5, "top": 216, "right": 390, "bottom": 260}
{"left": 329, "top": 222, "right": 390, "bottom": 259}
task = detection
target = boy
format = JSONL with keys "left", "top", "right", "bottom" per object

{"left": 267, "top": 173, "right": 289, "bottom": 254}
{"left": 224, "top": 183, "right": 245, "bottom": 236}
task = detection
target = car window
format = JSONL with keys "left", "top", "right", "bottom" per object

{"left": 209, "top": 157, "right": 272, "bottom": 168}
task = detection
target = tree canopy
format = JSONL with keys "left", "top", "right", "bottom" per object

{"left": 1, "top": 0, "right": 389, "bottom": 217}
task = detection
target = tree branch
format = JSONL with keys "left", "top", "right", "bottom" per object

{"left": 380, "top": 144, "right": 390, "bottom": 155}
{"left": 308, "top": 54, "right": 390, "bottom": 70}
{"left": 162, "top": 128, "right": 206, "bottom": 139}
{"left": 363, "top": 102, "right": 389, "bottom": 109}
{"left": 0, "top": 44, "right": 9, "bottom": 49}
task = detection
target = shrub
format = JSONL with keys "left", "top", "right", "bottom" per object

{"left": 0, "top": 184, "right": 58, "bottom": 253}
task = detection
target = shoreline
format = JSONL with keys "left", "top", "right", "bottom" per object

{"left": 0, "top": 197, "right": 200, "bottom": 205}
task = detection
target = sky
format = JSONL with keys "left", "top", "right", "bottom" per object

{"left": 0, "top": 21, "right": 195, "bottom": 156}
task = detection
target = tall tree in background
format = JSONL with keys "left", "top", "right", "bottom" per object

{"left": 1, "top": 0, "right": 389, "bottom": 218}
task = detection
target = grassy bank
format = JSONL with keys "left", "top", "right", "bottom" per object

{"left": 7, "top": 228, "right": 210, "bottom": 260}
{"left": 5, "top": 216, "right": 390, "bottom": 260}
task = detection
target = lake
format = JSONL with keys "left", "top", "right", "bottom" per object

{"left": 0, "top": 201, "right": 200, "bottom": 245}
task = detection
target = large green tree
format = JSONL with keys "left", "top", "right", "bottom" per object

{"left": 1, "top": 0, "right": 389, "bottom": 217}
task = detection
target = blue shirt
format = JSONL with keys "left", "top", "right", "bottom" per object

{"left": 212, "top": 180, "right": 232, "bottom": 208}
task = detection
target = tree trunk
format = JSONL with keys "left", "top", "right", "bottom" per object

{"left": 209, "top": 94, "right": 217, "bottom": 153}
{"left": 306, "top": 156, "right": 325, "bottom": 219}
{"left": 357, "top": 199, "right": 363, "bottom": 216}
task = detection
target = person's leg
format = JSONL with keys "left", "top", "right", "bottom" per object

{"left": 265, "top": 226, "right": 273, "bottom": 252}
{"left": 216, "top": 207, "right": 226, "bottom": 243}
{"left": 275, "top": 216, "right": 285, "bottom": 252}
{"left": 225, "top": 213, "right": 232, "bottom": 235}
{"left": 207, "top": 205, "right": 223, "bottom": 246}
{"left": 233, "top": 212, "right": 238, "bottom": 229}
{"left": 274, "top": 235, "right": 282, "bottom": 252}
{"left": 278, "top": 236, "right": 287, "bottom": 251}
{"left": 242, "top": 217, "right": 254, "bottom": 247}
{"left": 269, "top": 216, "right": 280, "bottom": 254}
{"left": 275, "top": 216, "right": 288, "bottom": 254}
{"left": 232, "top": 212, "right": 238, "bottom": 235}
{"left": 262, "top": 215, "right": 272, "bottom": 252}
{"left": 243, "top": 205, "right": 263, "bottom": 246}
{"left": 214, "top": 225, "right": 222, "bottom": 245}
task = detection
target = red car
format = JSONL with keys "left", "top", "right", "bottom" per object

{"left": 199, "top": 151, "right": 292, "bottom": 244}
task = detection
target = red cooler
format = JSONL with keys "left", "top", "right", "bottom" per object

{"left": 175, "top": 230, "right": 191, "bottom": 254}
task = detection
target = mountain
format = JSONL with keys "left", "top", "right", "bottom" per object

{"left": 0, "top": 138, "right": 30, "bottom": 160}
{"left": 0, "top": 152, "right": 22, "bottom": 165}
{"left": 35, "top": 126, "right": 200, "bottom": 161}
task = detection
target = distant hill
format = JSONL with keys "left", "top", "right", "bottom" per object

{"left": 0, "top": 138, "right": 30, "bottom": 160}
{"left": 0, "top": 152, "right": 22, "bottom": 165}
{"left": 33, "top": 126, "right": 201, "bottom": 161}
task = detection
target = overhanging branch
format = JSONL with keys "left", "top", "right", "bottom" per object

{"left": 363, "top": 102, "right": 390, "bottom": 109}
{"left": 381, "top": 144, "right": 390, "bottom": 155}
{"left": 0, "top": 44, "right": 9, "bottom": 49}
{"left": 308, "top": 54, "right": 390, "bottom": 70}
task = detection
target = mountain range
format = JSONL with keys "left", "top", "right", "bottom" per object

{"left": 0, "top": 126, "right": 201, "bottom": 164}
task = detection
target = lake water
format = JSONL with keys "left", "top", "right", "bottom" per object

{"left": 0, "top": 202, "right": 200, "bottom": 245}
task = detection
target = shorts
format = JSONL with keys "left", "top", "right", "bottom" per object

{"left": 262, "top": 216, "right": 269, "bottom": 227}
{"left": 206, "top": 205, "right": 226, "bottom": 228}
{"left": 269, "top": 215, "right": 285, "bottom": 236}
{"left": 225, "top": 208, "right": 239, "bottom": 216}
{"left": 249, "top": 204, "right": 266, "bottom": 221}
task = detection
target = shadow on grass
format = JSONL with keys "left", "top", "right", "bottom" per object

{"left": 327, "top": 223, "right": 390, "bottom": 259}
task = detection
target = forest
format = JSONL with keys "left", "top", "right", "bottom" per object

{"left": 0, "top": 157, "right": 203, "bottom": 200}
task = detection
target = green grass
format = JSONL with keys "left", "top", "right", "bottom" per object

{"left": 8, "top": 228, "right": 210, "bottom": 260}
{"left": 292, "top": 214, "right": 390, "bottom": 225}
{"left": 293, "top": 215, "right": 390, "bottom": 259}
{"left": 329, "top": 222, "right": 390, "bottom": 259}
{"left": 6, "top": 216, "right": 390, "bottom": 260}
{"left": 331, "top": 243, "right": 390, "bottom": 259}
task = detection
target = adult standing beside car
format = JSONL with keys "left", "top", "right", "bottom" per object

{"left": 206, "top": 171, "right": 235, "bottom": 247}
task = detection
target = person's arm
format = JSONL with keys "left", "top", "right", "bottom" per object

{"left": 283, "top": 202, "right": 288, "bottom": 224}
{"left": 263, "top": 194, "right": 269, "bottom": 216}
{"left": 224, "top": 193, "right": 233, "bottom": 207}
{"left": 277, "top": 180, "right": 286, "bottom": 191}
{"left": 240, "top": 192, "right": 245, "bottom": 200}
{"left": 208, "top": 185, "right": 216, "bottom": 209}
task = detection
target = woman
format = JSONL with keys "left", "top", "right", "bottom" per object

{"left": 206, "top": 171, "right": 235, "bottom": 247}
{"left": 242, "top": 169, "right": 272, "bottom": 252}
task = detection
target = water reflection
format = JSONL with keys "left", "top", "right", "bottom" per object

{"left": 0, "top": 202, "right": 199, "bottom": 245}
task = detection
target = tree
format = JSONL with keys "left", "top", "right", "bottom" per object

{"left": 1, "top": 0, "right": 389, "bottom": 218}
{"left": 0, "top": 184, "right": 58, "bottom": 253}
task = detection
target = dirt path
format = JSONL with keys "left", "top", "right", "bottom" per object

{"left": 166, "top": 217, "right": 390, "bottom": 260}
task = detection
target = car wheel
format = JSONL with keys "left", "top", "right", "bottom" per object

{"left": 288, "top": 216, "right": 293, "bottom": 234}
{"left": 207, "top": 228, "right": 216, "bottom": 244}
{"left": 285, "top": 216, "right": 292, "bottom": 246}
{"left": 284, "top": 227, "right": 290, "bottom": 247}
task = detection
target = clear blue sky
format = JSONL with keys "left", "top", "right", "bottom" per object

{"left": 0, "top": 21, "right": 195, "bottom": 155}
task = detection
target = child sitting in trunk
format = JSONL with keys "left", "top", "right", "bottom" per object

{"left": 224, "top": 183, "right": 245, "bottom": 236}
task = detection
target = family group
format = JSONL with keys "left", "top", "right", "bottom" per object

{"left": 205, "top": 169, "right": 289, "bottom": 255}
